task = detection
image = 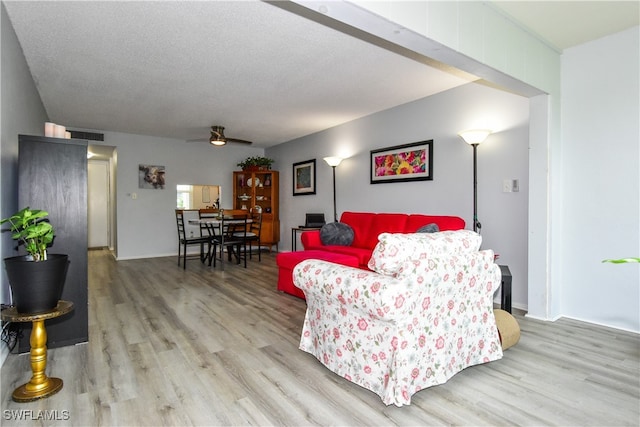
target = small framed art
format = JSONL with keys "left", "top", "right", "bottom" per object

{"left": 138, "top": 164, "right": 166, "bottom": 189}
{"left": 293, "top": 159, "right": 316, "bottom": 196}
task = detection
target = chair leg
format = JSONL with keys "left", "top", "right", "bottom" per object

{"left": 182, "top": 242, "right": 187, "bottom": 270}
{"left": 239, "top": 242, "right": 246, "bottom": 268}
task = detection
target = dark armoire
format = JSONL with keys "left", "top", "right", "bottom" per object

{"left": 16, "top": 135, "right": 88, "bottom": 352}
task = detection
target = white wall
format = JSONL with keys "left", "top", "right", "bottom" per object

{"left": 560, "top": 26, "right": 639, "bottom": 332}
{"left": 267, "top": 82, "right": 530, "bottom": 309}
{"left": 88, "top": 131, "right": 266, "bottom": 260}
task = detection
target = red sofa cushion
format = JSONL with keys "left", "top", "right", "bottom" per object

{"left": 339, "top": 212, "right": 375, "bottom": 249}
{"left": 405, "top": 214, "right": 466, "bottom": 232}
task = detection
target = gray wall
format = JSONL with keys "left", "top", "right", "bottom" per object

{"left": 267, "top": 82, "right": 530, "bottom": 310}
{"left": 0, "top": 4, "right": 49, "bottom": 303}
{"left": 88, "top": 131, "right": 266, "bottom": 260}
{"left": 1, "top": 4, "right": 50, "bottom": 365}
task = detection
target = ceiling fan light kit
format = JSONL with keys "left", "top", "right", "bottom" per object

{"left": 188, "top": 125, "right": 253, "bottom": 146}
{"left": 210, "top": 125, "right": 227, "bottom": 146}
{"left": 210, "top": 125, "right": 253, "bottom": 146}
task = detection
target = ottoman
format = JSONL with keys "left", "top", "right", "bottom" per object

{"left": 276, "top": 250, "right": 361, "bottom": 299}
{"left": 494, "top": 309, "right": 521, "bottom": 350}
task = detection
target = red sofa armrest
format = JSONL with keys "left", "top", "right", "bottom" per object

{"left": 300, "top": 230, "right": 323, "bottom": 249}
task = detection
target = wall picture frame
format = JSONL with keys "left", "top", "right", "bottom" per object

{"left": 138, "top": 164, "right": 166, "bottom": 189}
{"left": 370, "top": 140, "right": 433, "bottom": 184}
{"left": 293, "top": 159, "right": 316, "bottom": 196}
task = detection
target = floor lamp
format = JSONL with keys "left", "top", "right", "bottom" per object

{"left": 458, "top": 130, "right": 491, "bottom": 233}
{"left": 323, "top": 156, "right": 343, "bottom": 222}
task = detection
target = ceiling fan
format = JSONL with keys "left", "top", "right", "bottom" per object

{"left": 187, "top": 126, "right": 253, "bottom": 146}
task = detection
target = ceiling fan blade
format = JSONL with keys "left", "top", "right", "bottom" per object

{"left": 226, "top": 137, "right": 253, "bottom": 145}
{"left": 186, "top": 125, "right": 253, "bottom": 145}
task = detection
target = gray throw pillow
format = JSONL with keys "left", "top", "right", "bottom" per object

{"left": 416, "top": 223, "right": 440, "bottom": 233}
{"left": 320, "top": 222, "right": 355, "bottom": 246}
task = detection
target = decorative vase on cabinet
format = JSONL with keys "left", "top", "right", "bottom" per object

{"left": 233, "top": 170, "right": 279, "bottom": 251}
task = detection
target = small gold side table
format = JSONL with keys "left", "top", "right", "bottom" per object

{"left": 1, "top": 300, "right": 74, "bottom": 402}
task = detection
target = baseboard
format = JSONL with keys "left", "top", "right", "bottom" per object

{"left": 115, "top": 252, "right": 176, "bottom": 261}
{"left": 559, "top": 314, "right": 640, "bottom": 334}
{"left": 523, "top": 312, "right": 640, "bottom": 334}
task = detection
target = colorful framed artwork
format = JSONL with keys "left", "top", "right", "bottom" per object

{"left": 293, "top": 159, "right": 316, "bottom": 196}
{"left": 370, "top": 140, "right": 433, "bottom": 184}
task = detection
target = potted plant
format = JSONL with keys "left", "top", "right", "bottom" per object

{"left": 1, "top": 207, "right": 68, "bottom": 313}
{"left": 237, "top": 156, "right": 274, "bottom": 171}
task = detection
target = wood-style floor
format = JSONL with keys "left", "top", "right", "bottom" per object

{"left": 1, "top": 249, "right": 638, "bottom": 426}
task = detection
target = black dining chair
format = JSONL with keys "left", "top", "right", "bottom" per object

{"left": 211, "top": 214, "right": 248, "bottom": 269}
{"left": 233, "top": 206, "right": 263, "bottom": 261}
{"left": 175, "top": 209, "right": 213, "bottom": 269}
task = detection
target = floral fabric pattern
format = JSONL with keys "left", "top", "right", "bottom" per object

{"left": 368, "top": 230, "right": 481, "bottom": 276}
{"left": 293, "top": 231, "right": 503, "bottom": 406}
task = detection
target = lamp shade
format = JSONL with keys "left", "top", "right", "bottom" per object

{"left": 458, "top": 129, "right": 491, "bottom": 145}
{"left": 323, "top": 156, "right": 343, "bottom": 167}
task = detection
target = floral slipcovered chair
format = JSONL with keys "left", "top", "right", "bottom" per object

{"left": 292, "top": 230, "right": 503, "bottom": 406}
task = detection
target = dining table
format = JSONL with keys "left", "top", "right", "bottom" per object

{"left": 189, "top": 216, "right": 253, "bottom": 267}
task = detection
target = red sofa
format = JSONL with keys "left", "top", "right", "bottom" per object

{"left": 300, "top": 211, "right": 466, "bottom": 269}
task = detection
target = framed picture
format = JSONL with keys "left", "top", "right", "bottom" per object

{"left": 293, "top": 159, "right": 316, "bottom": 196}
{"left": 370, "top": 140, "right": 433, "bottom": 184}
{"left": 138, "top": 164, "right": 166, "bottom": 189}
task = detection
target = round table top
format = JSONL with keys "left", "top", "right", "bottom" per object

{"left": 1, "top": 300, "right": 74, "bottom": 322}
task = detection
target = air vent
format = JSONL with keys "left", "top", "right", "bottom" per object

{"left": 68, "top": 130, "right": 104, "bottom": 141}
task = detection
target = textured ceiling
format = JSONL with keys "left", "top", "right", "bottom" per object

{"left": 5, "top": 1, "right": 638, "bottom": 148}
{"left": 4, "top": 1, "right": 473, "bottom": 147}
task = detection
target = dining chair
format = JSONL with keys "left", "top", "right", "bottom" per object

{"left": 233, "top": 206, "right": 263, "bottom": 261}
{"left": 198, "top": 208, "right": 221, "bottom": 261}
{"left": 175, "top": 209, "right": 213, "bottom": 269}
{"left": 211, "top": 214, "right": 248, "bottom": 269}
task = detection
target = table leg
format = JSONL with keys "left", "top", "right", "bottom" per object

{"left": 291, "top": 228, "right": 296, "bottom": 252}
{"left": 12, "top": 319, "right": 63, "bottom": 402}
{"left": 499, "top": 265, "right": 513, "bottom": 314}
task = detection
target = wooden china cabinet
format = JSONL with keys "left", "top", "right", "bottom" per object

{"left": 232, "top": 170, "right": 279, "bottom": 250}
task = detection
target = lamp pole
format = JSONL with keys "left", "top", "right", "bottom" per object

{"left": 331, "top": 165, "right": 337, "bottom": 223}
{"left": 323, "top": 156, "right": 343, "bottom": 223}
{"left": 458, "top": 130, "right": 490, "bottom": 234}
{"left": 472, "top": 143, "right": 481, "bottom": 233}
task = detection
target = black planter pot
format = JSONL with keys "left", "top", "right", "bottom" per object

{"left": 4, "top": 254, "right": 69, "bottom": 314}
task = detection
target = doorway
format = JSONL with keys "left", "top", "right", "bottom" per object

{"left": 88, "top": 160, "right": 109, "bottom": 248}
{"left": 87, "top": 144, "right": 117, "bottom": 253}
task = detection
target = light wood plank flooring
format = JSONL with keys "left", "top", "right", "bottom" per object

{"left": 1, "top": 249, "right": 638, "bottom": 426}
